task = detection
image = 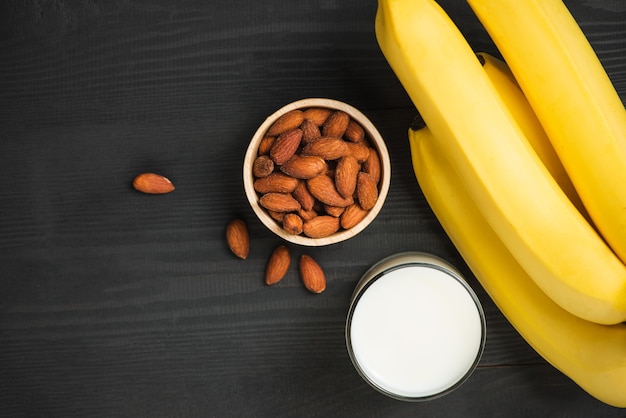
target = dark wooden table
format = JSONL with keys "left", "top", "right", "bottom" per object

{"left": 2, "top": 1, "right": 625, "bottom": 416}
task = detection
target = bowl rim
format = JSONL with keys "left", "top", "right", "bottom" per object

{"left": 243, "top": 98, "right": 391, "bottom": 246}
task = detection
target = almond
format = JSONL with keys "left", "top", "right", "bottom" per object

{"left": 267, "top": 210, "right": 286, "bottom": 222}
{"left": 322, "top": 110, "right": 350, "bottom": 138}
{"left": 303, "top": 107, "right": 332, "bottom": 126}
{"left": 133, "top": 173, "right": 175, "bottom": 194}
{"left": 292, "top": 180, "right": 316, "bottom": 211}
{"left": 301, "top": 137, "right": 349, "bottom": 160}
{"left": 307, "top": 174, "right": 353, "bottom": 208}
{"left": 282, "top": 213, "right": 304, "bottom": 235}
{"left": 335, "top": 155, "right": 360, "bottom": 199}
{"left": 344, "top": 119, "right": 365, "bottom": 143}
{"left": 253, "top": 173, "right": 299, "bottom": 194}
{"left": 226, "top": 218, "right": 249, "bottom": 259}
{"left": 270, "top": 128, "right": 303, "bottom": 165}
{"left": 267, "top": 110, "right": 305, "bottom": 136}
{"left": 299, "top": 254, "right": 326, "bottom": 293}
{"left": 252, "top": 155, "right": 275, "bottom": 178}
{"left": 258, "top": 135, "right": 276, "bottom": 155}
{"left": 297, "top": 207, "right": 318, "bottom": 221}
{"left": 363, "top": 148, "right": 381, "bottom": 184}
{"left": 259, "top": 192, "right": 301, "bottom": 212}
{"left": 324, "top": 205, "right": 345, "bottom": 217}
{"left": 303, "top": 215, "right": 340, "bottom": 238}
{"left": 357, "top": 172, "right": 378, "bottom": 211}
{"left": 280, "top": 155, "right": 326, "bottom": 179}
{"left": 346, "top": 142, "right": 371, "bottom": 163}
{"left": 301, "top": 118, "right": 321, "bottom": 144}
{"left": 341, "top": 203, "right": 369, "bottom": 229}
{"left": 265, "top": 245, "right": 290, "bottom": 285}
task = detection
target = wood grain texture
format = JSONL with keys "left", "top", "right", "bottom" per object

{"left": 0, "top": 0, "right": 625, "bottom": 416}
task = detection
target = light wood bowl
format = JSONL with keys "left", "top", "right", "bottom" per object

{"left": 243, "top": 98, "right": 391, "bottom": 246}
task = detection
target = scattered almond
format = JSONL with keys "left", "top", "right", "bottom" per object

{"left": 226, "top": 218, "right": 250, "bottom": 259}
{"left": 133, "top": 173, "right": 175, "bottom": 194}
{"left": 265, "top": 245, "right": 291, "bottom": 285}
{"left": 299, "top": 255, "right": 326, "bottom": 293}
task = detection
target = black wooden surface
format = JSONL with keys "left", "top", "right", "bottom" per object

{"left": 1, "top": 1, "right": 625, "bottom": 417}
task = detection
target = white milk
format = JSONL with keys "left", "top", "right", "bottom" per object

{"left": 346, "top": 253, "right": 485, "bottom": 400}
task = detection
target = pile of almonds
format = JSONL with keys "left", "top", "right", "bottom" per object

{"left": 252, "top": 107, "right": 382, "bottom": 239}
{"left": 226, "top": 218, "right": 326, "bottom": 293}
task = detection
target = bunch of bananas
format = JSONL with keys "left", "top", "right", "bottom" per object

{"left": 375, "top": 0, "right": 626, "bottom": 407}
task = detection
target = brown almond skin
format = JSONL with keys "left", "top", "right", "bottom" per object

{"left": 322, "top": 111, "right": 350, "bottom": 138}
{"left": 303, "top": 215, "right": 340, "bottom": 238}
{"left": 280, "top": 155, "right": 326, "bottom": 179}
{"left": 341, "top": 203, "right": 368, "bottom": 229}
{"left": 302, "top": 107, "right": 332, "bottom": 126}
{"left": 301, "top": 118, "right": 321, "bottom": 144}
{"left": 346, "top": 142, "right": 371, "bottom": 163}
{"left": 357, "top": 172, "right": 378, "bottom": 211}
{"left": 324, "top": 205, "right": 345, "bottom": 217}
{"left": 293, "top": 180, "right": 316, "bottom": 211}
{"left": 301, "top": 137, "right": 349, "bottom": 160}
{"left": 258, "top": 135, "right": 276, "bottom": 156}
{"left": 307, "top": 175, "right": 353, "bottom": 208}
{"left": 335, "top": 155, "right": 360, "bottom": 199}
{"left": 270, "top": 128, "right": 303, "bottom": 165}
{"left": 253, "top": 173, "right": 299, "bottom": 194}
{"left": 226, "top": 218, "right": 250, "bottom": 259}
{"left": 259, "top": 192, "right": 301, "bottom": 213}
{"left": 297, "top": 208, "right": 318, "bottom": 221}
{"left": 344, "top": 119, "right": 365, "bottom": 143}
{"left": 363, "top": 148, "right": 382, "bottom": 184}
{"left": 265, "top": 245, "right": 291, "bottom": 285}
{"left": 133, "top": 173, "right": 175, "bottom": 194}
{"left": 252, "top": 155, "right": 274, "bottom": 178}
{"left": 299, "top": 254, "right": 326, "bottom": 293}
{"left": 282, "top": 213, "right": 304, "bottom": 235}
{"left": 267, "top": 110, "right": 305, "bottom": 136}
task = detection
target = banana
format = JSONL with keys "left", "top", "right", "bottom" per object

{"left": 408, "top": 120, "right": 626, "bottom": 408}
{"left": 375, "top": 0, "right": 626, "bottom": 324}
{"left": 477, "top": 52, "right": 587, "bottom": 218}
{"left": 467, "top": 0, "right": 626, "bottom": 265}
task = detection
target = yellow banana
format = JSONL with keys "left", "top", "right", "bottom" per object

{"left": 467, "top": 0, "right": 626, "bottom": 265}
{"left": 477, "top": 52, "right": 587, "bottom": 217}
{"left": 408, "top": 121, "right": 626, "bottom": 408}
{"left": 375, "top": 0, "right": 626, "bottom": 324}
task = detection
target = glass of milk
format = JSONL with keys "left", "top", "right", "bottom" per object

{"left": 346, "top": 252, "right": 486, "bottom": 401}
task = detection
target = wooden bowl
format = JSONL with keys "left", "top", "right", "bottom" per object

{"left": 243, "top": 98, "right": 391, "bottom": 246}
